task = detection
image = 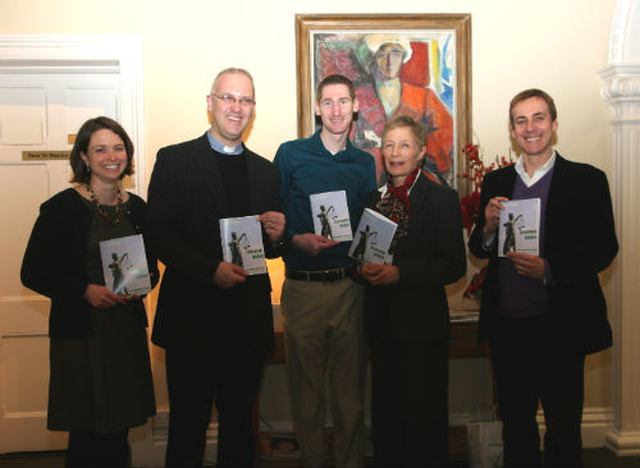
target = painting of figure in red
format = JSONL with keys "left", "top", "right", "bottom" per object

{"left": 314, "top": 32, "right": 455, "bottom": 186}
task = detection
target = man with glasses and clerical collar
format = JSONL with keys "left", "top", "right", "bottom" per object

{"left": 147, "top": 67, "right": 286, "bottom": 468}
{"left": 274, "top": 74, "right": 376, "bottom": 468}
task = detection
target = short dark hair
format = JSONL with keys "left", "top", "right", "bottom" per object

{"left": 382, "top": 115, "right": 427, "bottom": 147}
{"left": 69, "top": 116, "right": 134, "bottom": 184}
{"left": 509, "top": 89, "right": 557, "bottom": 127}
{"left": 316, "top": 74, "right": 356, "bottom": 102}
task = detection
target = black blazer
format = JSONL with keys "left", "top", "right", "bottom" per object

{"left": 21, "top": 189, "right": 158, "bottom": 339}
{"left": 468, "top": 154, "right": 618, "bottom": 355}
{"left": 146, "top": 133, "right": 282, "bottom": 352}
{"left": 365, "top": 173, "right": 467, "bottom": 342}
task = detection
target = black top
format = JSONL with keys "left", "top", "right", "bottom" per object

{"left": 215, "top": 151, "right": 249, "bottom": 217}
{"left": 21, "top": 188, "right": 159, "bottom": 339}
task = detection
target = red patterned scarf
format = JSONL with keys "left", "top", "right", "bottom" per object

{"left": 376, "top": 167, "right": 421, "bottom": 250}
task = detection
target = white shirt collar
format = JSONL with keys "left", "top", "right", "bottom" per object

{"left": 514, "top": 150, "right": 557, "bottom": 187}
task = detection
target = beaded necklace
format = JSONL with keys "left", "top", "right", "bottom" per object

{"left": 86, "top": 183, "right": 124, "bottom": 225}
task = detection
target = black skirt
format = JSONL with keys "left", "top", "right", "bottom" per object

{"left": 47, "top": 304, "right": 156, "bottom": 433}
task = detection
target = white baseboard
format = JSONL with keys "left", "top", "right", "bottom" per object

{"left": 605, "top": 428, "right": 640, "bottom": 456}
{"left": 566, "top": 407, "right": 615, "bottom": 448}
{"left": 130, "top": 408, "right": 623, "bottom": 466}
{"left": 453, "top": 406, "right": 615, "bottom": 449}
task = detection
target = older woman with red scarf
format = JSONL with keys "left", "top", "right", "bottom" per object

{"left": 361, "top": 115, "right": 466, "bottom": 467}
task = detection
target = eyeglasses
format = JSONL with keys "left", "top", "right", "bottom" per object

{"left": 211, "top": 93, "right": 255, "bottom": 108}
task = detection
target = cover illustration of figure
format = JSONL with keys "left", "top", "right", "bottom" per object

{"left": 108, "top": 252, "right": 129, "bottom": 295}
{"left": 317, "top": 205, "right": 336, "bottom": 239}
{"left": 351, "top": 225, "right": 378, "bottom": 262}
{"left": 503, "top": 212, "right": 523, "bottom": 255}
{"left": 229, "top": 231, "right": 249, "bottom": 267}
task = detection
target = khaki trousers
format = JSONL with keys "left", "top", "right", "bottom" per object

{"left": 281, "top": 277, "right": 366, "bottom": 468}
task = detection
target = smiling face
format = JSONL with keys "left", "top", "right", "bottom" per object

{"left": 207, "top": 71, "right": 255, "bottom": 146}
{"left": 81, "top": 129, "right": 128, "bottom": 185}
{"left": 315, "top": 83, "right": 358, "bottom": 138}
{"left": 510, "top": 96, "right": 558, "bottom": 160}
{"left": 381, "top": 125, "right": 426, "bottom": 186}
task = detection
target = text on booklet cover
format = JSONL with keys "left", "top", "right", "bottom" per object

{"left": 498, "top": 198, "right": 541, "bottom": 257}
{"left": 219, "top": 215, "right": 267, "bottom": 275}
{"left": 309, "top": 190, "right": 353, "bottom": 242}
{"left": 99, "top": 234, "right": 152, "bottom": 296}
{"left": 349, "top": 208, "right": 398, "bottom": 264}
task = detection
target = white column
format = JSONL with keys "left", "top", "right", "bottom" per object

{"left": 599, "top": 0, "right": 640, "bottom": 456}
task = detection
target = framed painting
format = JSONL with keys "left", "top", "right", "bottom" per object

{"left": 296, "top": 13, "right": 472, "bottom": 191}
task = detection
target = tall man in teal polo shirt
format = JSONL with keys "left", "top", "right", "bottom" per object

{"left": 274, "top": 74, "right": 376, "bottom": 468}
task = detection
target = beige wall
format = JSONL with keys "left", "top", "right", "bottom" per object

{"left": 0, "top": 0, "right": 615, "bottom": 174}
{"left": 1, "top": 0, "right": 618, "bottom": 435}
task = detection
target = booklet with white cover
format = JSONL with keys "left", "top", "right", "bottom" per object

{"left": 348, "top": 208, "right": 398, "bottom": 264}
{"left": 99, "top": 234, "right": 152, "bottom": 296}
{"left": 219, "top": 215, "right": 266, "bottom": 275}
{"left": 498, "top": 198, "right": 541, "bottom": 257}
{"left": 309, "top": 190, "right": 353, "bottom": 242}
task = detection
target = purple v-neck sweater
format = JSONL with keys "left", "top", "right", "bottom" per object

{"left": 497, "top": 166, "right": 554, "bottom": 317}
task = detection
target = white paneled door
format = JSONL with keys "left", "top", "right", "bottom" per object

{"left": 0, "top": 35, "right": 144, "bottom": 454}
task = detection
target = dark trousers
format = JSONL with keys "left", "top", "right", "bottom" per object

{"left": 66, "top": 430, "right": 130, "bottom": 467}
{"left": 491, "top": 314, "right": 585, "bottom": 467}
{"left": 164, "top": 342, "right": 265, "bottom": 468}
{"left": 370, "top": 331, "right": 449, "bottom": 467}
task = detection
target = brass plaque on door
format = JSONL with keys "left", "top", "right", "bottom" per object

{"left": 22, "top": 151, "right": 71, "bottom": 161}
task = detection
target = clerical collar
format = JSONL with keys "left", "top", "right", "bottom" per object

{"left": 206, "top": 130, "right": 243, "bottom": 155}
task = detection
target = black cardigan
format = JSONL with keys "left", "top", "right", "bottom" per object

{"left": 21, "top": 188, "right": 159, "bottom": 339}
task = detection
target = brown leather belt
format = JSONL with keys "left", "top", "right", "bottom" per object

{"left": 285, "top": 267, "right": 352, "bottom": 282}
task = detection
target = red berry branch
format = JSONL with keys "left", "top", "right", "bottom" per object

{"left": 459, "top": 143, "right": 514, "bottom": 234}
{"left": 459, "top": 143, "right": 514, "bottom": 301}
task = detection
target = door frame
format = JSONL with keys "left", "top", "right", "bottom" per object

{"left": 0, "top": 34, "right": 146, "bottom": 456}
{"left": 0, "top": 34, "right": 146, "bottom": 196}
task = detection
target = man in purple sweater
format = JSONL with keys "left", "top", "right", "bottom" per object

{"left": 468, "top": 89, "right": 618, "bottom": 467}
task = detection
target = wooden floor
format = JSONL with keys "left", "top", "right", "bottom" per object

{"left": 0, "top": 448, "right": 638, "bottom": 468}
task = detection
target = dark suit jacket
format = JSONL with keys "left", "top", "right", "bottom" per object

{"left": 468, "top": 154, "right": 618, "bottom": 355}
{"left": 146, "top": 133, "right": 282, "bottom": 353}
{"left": 365, "top": 173, "right": 467, "bottom": 342}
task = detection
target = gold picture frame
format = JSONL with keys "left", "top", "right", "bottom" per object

{"left": 296, "top": 13, "right": 472, "bottom": 190}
